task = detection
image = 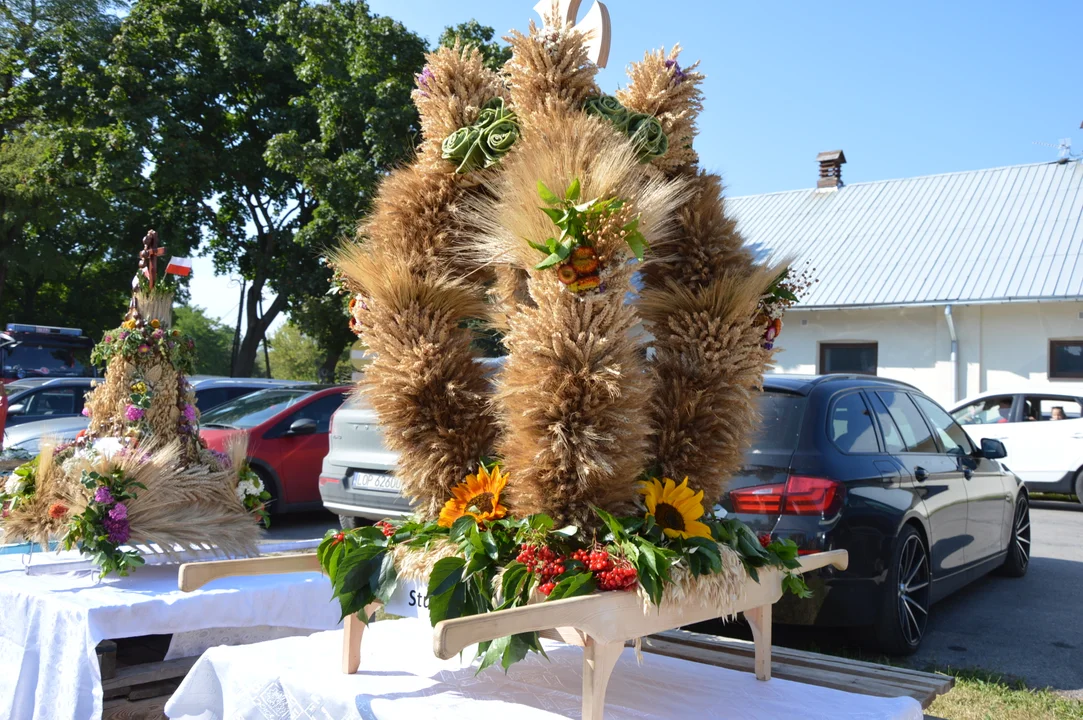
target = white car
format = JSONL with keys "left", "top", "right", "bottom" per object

{"left": 950, "top": 391, "right": 1083, "bottom": 501}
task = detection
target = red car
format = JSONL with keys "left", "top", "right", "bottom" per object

{"left": 200, "top": 384, "right": 349, "bottom": 514}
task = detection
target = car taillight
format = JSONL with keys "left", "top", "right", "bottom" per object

{"left": 730, "top": 475, "right": 842, "bottom": 516}
{"left": 318, "top": 476, "right": 340, "bottom": 487}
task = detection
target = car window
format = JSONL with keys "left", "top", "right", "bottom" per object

{"left": 1021, "top": 396, "right": 1082, "bottom": 421}
{"left": 200, "top": 389, "right": 310, "bottom": 429}
{"left": 866, "top": 392, "right": 907, "bottom": 454}
{"left": 828, "top": 392, "right": 878, "bottom": 453}
{"left": 951, "top": 395, "right": 1014, "bottom": 425}
{"left": 23, "top": 388, "right": 77, "bottom": 415}
{"left": 876, "top": 391, "right": 938, "bottom": 453}
{"left": 912, "top": 395, "right": 973, "bottom": 455}
{"left": 281, "top": 393, "right": 346, "bottom": 434}
{"left": 750, "top": 392, "right": 806, "bottom": 452}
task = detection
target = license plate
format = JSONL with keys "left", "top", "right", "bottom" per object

{"left": 350, "top": 472, "right": 401, "bottom": 493}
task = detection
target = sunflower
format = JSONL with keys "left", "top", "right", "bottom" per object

{"left": 640, "top": 477, "right": 712, "bottom": 540}
{"left": 438, "top": 464, "right": 509, "bottom": 528}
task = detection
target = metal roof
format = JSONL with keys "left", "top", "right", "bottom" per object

{"left": 729, "top": 160, "right": 1083, "bottom": 308}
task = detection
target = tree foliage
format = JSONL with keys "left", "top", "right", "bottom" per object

{"left": 438, "top": 20, "right": 512, "bottom": 70}
{"left": 173, "top": 305, "right": 234, "bottom": 376}
{"left": 268, "top": 322, "right": 352, "bottom": 383}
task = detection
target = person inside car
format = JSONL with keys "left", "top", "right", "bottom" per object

{"left": 997, "top": 398, "right": 1012, "bottom": 422}
{"left": 1051, "top": 406, "right": 1067, "bottom": 420}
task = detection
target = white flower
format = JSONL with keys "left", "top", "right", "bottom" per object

{"left": 250, "top": 474, "right": 265, "bottom": 494}
{"left": 93, "top": 437, "right": 125, "bottom": 459}
{"left": 4, "top": 475, "right": 24, "bottom": 497}
{"left": 235, "top": 479, "right": 261, "bottom": 502}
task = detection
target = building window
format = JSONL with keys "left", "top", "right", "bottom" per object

{"left": 1050, "top": 340, "right": 1083, "bottom": 379}
{"left": 819, "top": 343, "right": 877, "bottom": 375}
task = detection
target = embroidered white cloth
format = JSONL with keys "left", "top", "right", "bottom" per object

{"left": 0, "top": 551, "right": 340, "bottom": 720}
{"left": 166, "top": 618, "right": 923, "bottom": 720}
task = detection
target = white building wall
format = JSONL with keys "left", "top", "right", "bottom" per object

{"left": 768, "top": 301, "right": 1083, "bottom": 407}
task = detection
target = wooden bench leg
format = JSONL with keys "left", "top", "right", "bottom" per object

{"left": 744, "top": 604, "right": 772, "bottom": 681}
{"left": 341, "top": 603, "right": 381, "bottom": 674}
{"left": 581, "top": 638, "right": 623, "bottom": 720}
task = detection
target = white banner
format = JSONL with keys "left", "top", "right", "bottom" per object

{"left": 384, "top": 577, "right": 429, "bottom": 622}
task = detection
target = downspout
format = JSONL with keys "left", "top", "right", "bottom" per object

{"left": 944, "top": 305, "right": 958, "bottom": 403}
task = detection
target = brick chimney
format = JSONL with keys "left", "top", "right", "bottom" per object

{"left": 816, "top": 150, "right": 846, "bottom": 189}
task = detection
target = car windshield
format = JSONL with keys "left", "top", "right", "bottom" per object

{"left": 2, "top": 345, "right": 88, "bottom": 379}
{"left": 199, "top": 389, "right": 311, "bottom": 429}
{"left": 749, "top": 392, "right": 806, "bottom": 452}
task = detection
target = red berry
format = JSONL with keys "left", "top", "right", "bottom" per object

{"left": 539, "top": 581, "right": 556, "bottom": 596}
{"left": 758, "top": 533, "right": 772, "bottom": 548}
{"left": 331, "top": 532, "right": 345, "bottom": 546}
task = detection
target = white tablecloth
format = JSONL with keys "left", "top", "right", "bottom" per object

{"left": 0, "top": 550, "right": 341, "bottom": 720}
{"left": 166, "top": 618, "right": 923, "bottom": 720}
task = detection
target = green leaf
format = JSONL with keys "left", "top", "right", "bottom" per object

{"left": 526, "top": 238, "right": 551, "bottom": 254}
{"left": 476, "top": 634, "right": 510, "bottom": 674}
{"left": 527, "top": 514, "right": 555, "bottom": 531}
{"left": 564, "top": 177, "right": 581, "bottom": 202}
{"left": 535, "top": 252, "right": 565, "bottom": 269}
{"left": 546, "top": 571, "right": 596, "bottom": 601}
{"left": 370, "top": 551, "right": 398, "bottom": 603}
{"left": 537, "top": 181, "right": 560, "bottom": 205}
{"left": 624, "top": 230, "right": 648, "bottom": 261}
{"left": 499, "top": 562, "right": 531, "bottom": 607}
{"left": 502, "top": 633, "right": 532, "bottom": 670}
{"left": 450, "top": 515, "right": 476, "bottom": 542}
{"left": 428, "top": 556, "right": 466, "bottom": 597}
{"left": 540, "top": 207, "right": 564, "bottom": 224}
{"left": 480, "top": 529, "right": 499, "bottom": 560}
{"left": 592, "top": 505, "right": 626, "bottom": 541}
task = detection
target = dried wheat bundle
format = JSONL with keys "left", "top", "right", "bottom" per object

{"left": 468, "top": 110, "right": 686, "bottom": 526}
{"left": 504, "top": 9, "right": 600, "bottom": 123}
{"left": 616, "top": 46, "right": 705, "bottom": 174}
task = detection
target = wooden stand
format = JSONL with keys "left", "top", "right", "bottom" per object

{"left": 180, "top": 549, "right": 848, "bottom": 720}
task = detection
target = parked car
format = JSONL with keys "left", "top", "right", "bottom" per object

{"left": 200, "top": 385, "right": 349, "bottom": 515}
{"left": 950, "top": 391, "right": 1083, "bottom": 501}
{"left": 4, "top": 378, "right": 95, "bottom": 427}
{"left": 724, "top": 374, "right": 1028, "bottom": 654}
{"left": 318, "top": 359, "right": 504, "bottom": 529}
{"left": 2, "top": 377, "right": 309, "bottom": 464}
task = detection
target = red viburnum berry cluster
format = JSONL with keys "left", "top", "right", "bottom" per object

{"left": 331, "top": 532, "right": 345, "bottom": 546}
{"left": 758, "top": 533, "right": 772, "bottom": 548}
{"left": 375, "top": 520, "right": 395, "bottom": 537}
{"left": 517, "top": 543, "right": 567, "bottom": 595}
{"left": 573, "top": 548, "right": 637, "bottom": 591}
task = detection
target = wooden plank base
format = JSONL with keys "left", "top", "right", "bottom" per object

{"left": 644, "top": 629, "right": 953, "bottom": 710}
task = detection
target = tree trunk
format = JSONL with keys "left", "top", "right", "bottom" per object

{"left": 232, "top": 280, "right": 287, "bottom": 377}
{"left": 317, "top": 348, "right": 342, "bottom": 384}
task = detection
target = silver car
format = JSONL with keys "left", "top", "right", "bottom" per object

{"left": 319, "top": 358, "right": 503, "bottom": 529}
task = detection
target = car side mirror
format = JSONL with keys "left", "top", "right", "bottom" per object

{"left": 7, "top": 403, "right": 24, "bottom": 415}
{"left": 981, "top": 438, "right": 1007, "bottom": 459}
{"left": 286, "top": 418, "right": 317, "bottom": 436}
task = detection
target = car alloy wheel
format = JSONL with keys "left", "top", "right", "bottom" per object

{"left": 1012, "top": 497, "right": 1030, "bottom": 572}
{"left": 897, "top": 533, "right": 930, "bottom": 648}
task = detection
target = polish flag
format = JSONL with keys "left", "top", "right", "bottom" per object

{"left": 165, "top": 257, "right": 193, "bottom": 277}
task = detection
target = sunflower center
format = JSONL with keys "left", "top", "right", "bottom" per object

{"left": 468, "top": 492, "right": 495, "bottom": 515}
{"left": 655, "top": 502, "right": 686, "bottom": 531}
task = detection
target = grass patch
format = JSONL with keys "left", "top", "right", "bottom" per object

{"left": 926, "top": 667, "right": 1082, "bottom": 720}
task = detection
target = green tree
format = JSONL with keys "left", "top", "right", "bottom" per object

{"left": 173, "top": 305, "right": 234, "bottom": 376}
{"left": 268, "top": 322, "right": 351, "bottom": 383}
{"left": 438, "top": 19, "right": 512, "bottom": 70}
{"left": 110, "top": 0, "right": 428, "bottom": 377}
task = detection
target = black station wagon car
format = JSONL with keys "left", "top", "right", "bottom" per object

{"left": 724, "top": 374, "right": 1030, "bottom": 654}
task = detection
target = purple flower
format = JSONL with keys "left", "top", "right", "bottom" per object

{"left": 167, "top": 341, "right": 175, "bottom": 349}
{"left": 93, "top": 486, "right": 114, "bottom": 505}
{"left": 119, "top": 331, "right": 130, "bottom": 340}
{"left": 152, "top": 329, "right": 164, "bottom": 340}
{"left": 109, "top": 502, "right": 128, "bottom": 521}
{"left": 208, "top": 448, "right": 232, "bottom": 468}
{"left": 183, "top": 404, "right": 197, "bottom": 422}
{"left": 103, "top": 514, "right": 130, "bottom": 544}
{"left": 124, "top": 405, "right": 145, "bottom": 422}
{"left": 104, "top": 335, "right": 113, "bottom": 343}
{"left": 81, "top": 407, "right": 90, "bottom": 417}
{"left": 664, "top": 58, "right": 688, "bottom": 84}
{"left": 415, "top": 66, "right": 435, "bottom": 97}
{"left": 137, "top": 344, "right": 150, "bottom": 354}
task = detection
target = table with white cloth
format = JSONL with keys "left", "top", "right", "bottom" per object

{"left": 0, "top": 550, "right": 341, "bottom": 720}
{"left": 166, "top": 617, "right": 924, "bottom": 720}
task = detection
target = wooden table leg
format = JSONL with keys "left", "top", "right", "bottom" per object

{"left": 744, "top": 604, "right": 772, "bottom": 681}
{"left": 581, "top": 638, "right": 624, "bottom": 720}
{"left": 342, "top": 613, "right": 365, "bottom": 674}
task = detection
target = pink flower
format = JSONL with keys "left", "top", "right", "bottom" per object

{"left": 119, "top": 331, "right": 130, "bottom": 340}
{"left": 137, "top": 344, "right": 150, "bottom": 354}
{"left": 81, "top": 407, "right": 90, "bottom": 417}
{"left": 94, "top": 486, "right": 114, "bottom": 504}
{"left": 183, "top": 404, "right": 197, "bottom": 422}
{"left": 152, "top": 329, "right": 164, "bottom": 340}
{"left": 124, "top": 405, "right": 144, "bottom": 422}
{"left": 109, "top": 502, "right": 127, "bottom": 521}
{"left": 104, "top": 335, "right": 113, "bottom": 343}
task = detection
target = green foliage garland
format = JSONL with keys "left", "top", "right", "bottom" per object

{"left": 442, "top": 98, "right": 520, "bottom": 174}
{"left": 64, "top": 468, "right": 146, "bottom": 579}
{"left": 91, "top": 323, "right": 196, "bottom": 375}
{"left": 318, "top": 508, "right": 807, "bottom": 673}
{"left": 584, "top": 95, "right": 668, "bottom": 162}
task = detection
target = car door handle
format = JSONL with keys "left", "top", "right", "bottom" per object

{"left": 914, "top": 466, "right": 928, "bottom": 482}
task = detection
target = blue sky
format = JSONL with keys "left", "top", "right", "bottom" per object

{"left": 194, "top": 0, "right": 1083, "bottom": 327}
